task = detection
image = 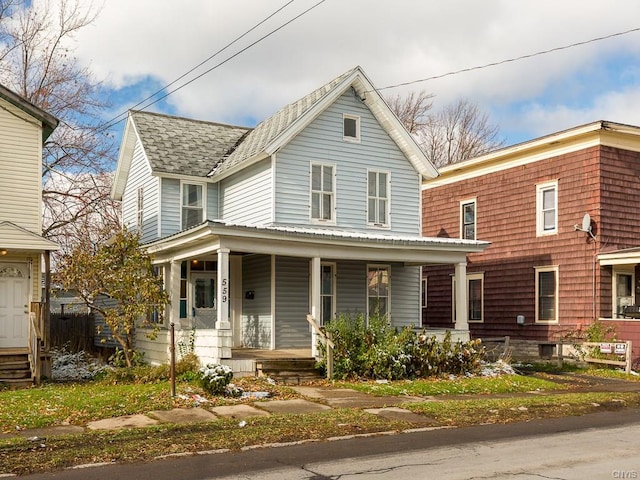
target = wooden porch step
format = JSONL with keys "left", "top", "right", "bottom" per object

{"left": 0, "top": 352, "right": 33, "bottom": 387}
{"left": 256, "top": 358, "right": 323, "bottom": 385}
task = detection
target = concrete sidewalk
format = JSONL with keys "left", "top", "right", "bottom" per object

{"left": 3, "top": 373, "right": 639, "bottom": 441}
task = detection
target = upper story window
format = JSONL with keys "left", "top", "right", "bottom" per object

{"left": 311, "top": 163, "right": 335, "bottom": 222}
{"left": 367, "top": 170, "right": 389, "bottom": 227}
{"left": 460, "top": 199, "right": 476, "bottom": 240}
{"left": 343, "top": 114, "right": 360, "bottom": 142}
{"left": 136, "top": 186, "right": 144, "bottom": 233}
{"left": 536, "top": 181, "right": 557, "bottom": 236}
{"left": 182, "top": 183, "right": 205, "bottom": 230}
{"left": 535, "top": 265, "right": 558, "bottom": 323}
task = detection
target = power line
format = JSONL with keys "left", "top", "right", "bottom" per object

{"left": 377, "top": 26, "right": 640, "bottom": 92}
{"left": 99, "top": 0, "right": 324, "bottom": 132}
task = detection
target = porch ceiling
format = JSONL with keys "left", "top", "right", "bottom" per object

{"left": 145, "top": 221, "right": 489, "bottom": 265}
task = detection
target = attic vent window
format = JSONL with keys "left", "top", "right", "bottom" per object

{"left": 343, "top": 114, "right": 360, "bottom": 143}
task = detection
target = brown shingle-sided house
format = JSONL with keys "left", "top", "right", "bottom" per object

{"left": 422, "top": 121, "right": 640, "bottom": 361}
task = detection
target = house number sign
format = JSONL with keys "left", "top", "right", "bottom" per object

{"left": 221, "top": 278, "right": 228, "bottom": 304}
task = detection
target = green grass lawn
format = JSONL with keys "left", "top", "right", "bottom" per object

{"left": 339, "top": 374, "right": 564, "bottom": 396}
{"left": 1, "top": 371, "right": 640, "bottom": 476}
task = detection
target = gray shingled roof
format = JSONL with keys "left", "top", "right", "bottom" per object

{"left": 210, "top": 67, "right": 357, "bottom": 177}
{"left": 131, "top": 110, "right": 251, "bottom": 177}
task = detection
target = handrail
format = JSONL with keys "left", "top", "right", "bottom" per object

{"left": 306, "top": 314, "right": 334, "bottom": 379}
{"left": 28, "top": 309, "right": 42, "bottom": 384}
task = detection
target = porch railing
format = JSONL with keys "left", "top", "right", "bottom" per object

{"left": 28, "top": 302, "right": 44, "bottom": 384}
{"left": 306, "top": 314, "right": 334, "bottom": 379}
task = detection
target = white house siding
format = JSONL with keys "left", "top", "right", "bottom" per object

{"left": 274, "top": 256, "right": 310, "bottom": 348}
{"left": 121, "top": 141, "right": 159, "bottom": 243}
{"left": 390, "top": 264, "right": 421, "bottom": 328}
{"left": 220, "top": 158, "right": 272, "bottom": 225}
{"left": 160, "top": 178, "right": 180, "bottom": 238}
{"left": 207, "top": 183, "right": 219, "bottom": 221}
{"left": 0, "top": 99, "right": 43, "bottom": 233}
{"left": 241, "top": 254, "right": 271, "bottom": 348}
{"left": 274, "top": 91, "right": 421, "bottom": 235}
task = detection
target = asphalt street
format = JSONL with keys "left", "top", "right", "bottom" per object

{"left": 21, "top": 408, "right": 640, "bottom": 480}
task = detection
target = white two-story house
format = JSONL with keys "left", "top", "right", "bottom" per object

{"left": 0, "top": 84, "right": 59, "bottom": 385}
{"left": 111, "top": 66, "right": 488, "bottom": 371}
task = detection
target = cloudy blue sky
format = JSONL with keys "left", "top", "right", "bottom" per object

{"left": 71, "top": 0, "right": 640, "bottom": 147}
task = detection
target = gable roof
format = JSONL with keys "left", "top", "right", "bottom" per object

{"left": 112, "top": 66, "right": 438, "bottom": 200}
{"left": 111, "top": 111, "right": 250, "bottom": 199}
{"left": 0, "top": 83, "right": 59, "bottom": 141}
{"left": 0, "top": 221, "right": 59, "bottom": 252}
{"left": 210, "top": 66, "right": 438, "bottom": 180}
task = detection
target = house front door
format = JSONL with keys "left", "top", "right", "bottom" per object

{"left": 0, "top": 263, "right": 29, "bottom": 348}
{"left": 191, "top": 272, "right": 216, "bottom": 328}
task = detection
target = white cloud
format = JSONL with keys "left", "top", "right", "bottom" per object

{"left": 70, "top": 0, "right": 640, "bottom": 144}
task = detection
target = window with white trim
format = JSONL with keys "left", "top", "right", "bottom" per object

{"left": 536, "top": 181, "right": 557, "bottom": 236}
{"left": 535, "top": 266, "right": 558, "bottom": 323}
{"left": 421, "top": 276, "right": 427, "bottom": 309}
{"left": 367, "top": 265, "right": 389, "bottom": 320}
{"left": 613, "top": 268, "right": 634, "bottom": 318}
{"left": 343, "top": 114, "right": 360, "bottom": 142}
{"left": 460, "top": 199, "right": 476, "bottom": 240}
{"left": 321, "top": 263, "right": 336, "bottom": 325}
{"left": 367, "top": 170, "right": 389, "bottom": 227}
{"left": 136, "top": 186, "right": 144, "bottom": 233}
{"left": 451, "top": 273, "right": 484, "bottom": 323}
{"left": 311, "top": 164, "right": 335, "bottom": 222}
{"left": 181, "top": 183, "right": 204, "bottom": 230}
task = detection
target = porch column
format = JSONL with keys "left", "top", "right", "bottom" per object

{"left": 169, "top": 260, "right": 181, "bottom": 327}
{"left": 454, "top": 261, "right": 469, "bottom": 331}
{"left": 216, "top": 248, "right": 231, "bottom": 330}
{"left": 215, "top": 248, "right": 232, "bottom": 360}
{"left": 310, "top": 256, "right": 321, "bottom": 357}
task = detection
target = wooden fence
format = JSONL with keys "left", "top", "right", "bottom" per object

{"left": 50, "top": 312, "right": 96, "bottom": 353}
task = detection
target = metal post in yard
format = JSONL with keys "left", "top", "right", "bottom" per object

{"left": 170, "top": 322, "right": 176, "bottom": 397}
{"left": 626, "top": 341, "right": 632, "bottom": 375}
{"left": 326, "top": 332, "right": 334, "bottom": 380}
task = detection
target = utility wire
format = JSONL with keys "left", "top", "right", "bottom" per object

{"left": 99, "top": 0, "right": 325, "bottom": 132}
{"left": 376, "top": 26, "right": 640, "bottom": 92}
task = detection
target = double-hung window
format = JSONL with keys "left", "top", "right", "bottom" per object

{"left": 461, "top": 199, "right": 476, "bottom": 240}
{"left": 368, "top": 171, "right": 389, "bottom": 227}
{"left": 535, "top": 266, "right": 558, "bottom": 323}
{"left": 367, "top": 265, "right": 390, "bottom": 320}
{"left": 320, "top": 263, "right": 336, "bottom": 325}
{"left": 536, "top": 181, "right": 557, "bottom": 236}
{"left": 311, "top": 164, "right": 335, "bottom": 222}
{"left": 182, "top": 183, "right": 204, "bottom": 230}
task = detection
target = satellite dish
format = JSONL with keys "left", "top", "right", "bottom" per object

{"left": 582, "top": 213, "right": 591, "bottom": 232}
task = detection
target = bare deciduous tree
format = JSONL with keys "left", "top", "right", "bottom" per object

{"left": 386, "top": 90, "right": 433, "bottom": 134}
{"left": 0, "top": 0, "right": 120, "bottom": 256}
{"left": 388, "top": 90, "right": 504, "bottom": 168}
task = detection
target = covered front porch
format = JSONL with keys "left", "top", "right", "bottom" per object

{"left": 142, "top": 221, "right": 489, "bottom": 371}
{"left": 597, "top": 247, "right": 640, "bottom": 359}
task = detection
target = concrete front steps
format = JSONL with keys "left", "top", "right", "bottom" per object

{"left": 0, "top": 350, "right": 34, "bottom": 389}
{"left": 256, "top": 358, "right": 323, "bottom": 385}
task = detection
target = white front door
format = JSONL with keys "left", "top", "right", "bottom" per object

{"left": 0, "top": 263, "right": 29, "bottom": 348}
{"left": 191, "top": 272, "right": 216, "bottom": 328}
